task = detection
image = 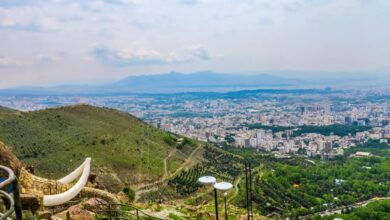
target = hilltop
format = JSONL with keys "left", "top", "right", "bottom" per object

{"left": 0, "top": 105, "right": 201, "bottom": 192}
{"left": 0, "top": 105, "right": 20, "bottom": 119}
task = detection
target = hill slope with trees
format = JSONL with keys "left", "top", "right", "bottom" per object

{"left": 0, "top": 105, "right": 200, "bottom": 192}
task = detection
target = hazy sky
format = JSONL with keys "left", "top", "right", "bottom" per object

{"left": 1, "top": 0, "right": 390, "bottom": 88}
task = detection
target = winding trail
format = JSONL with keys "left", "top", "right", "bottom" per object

{"left": 163, "top": 149, "right": 177, "bottom": 179}
{"left": 228, "top": 174, "right": 243, "bottom": 202}
{"left": 135, "top": 145, "right": 203, "bottom": 201}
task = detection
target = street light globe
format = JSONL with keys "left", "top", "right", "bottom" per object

{"left": 198, "top": 176, "right": 217, "bottom": 184}
{"left": 214, "top": 182, "right": 233, "bottom": 191}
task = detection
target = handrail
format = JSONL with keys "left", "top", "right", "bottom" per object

{"left": 0, "top": 165, "right": 16, "bottom": 220}
{"left": 95, "top": 203, "right": 166, "bottom": 220}
{"left": 0, "top": 191, "right": 14, "bottom": 220}
{"left": 0, "top": 166, "right": 16, "bottom": 189}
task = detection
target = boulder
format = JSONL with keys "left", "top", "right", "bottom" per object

{"left": 81, "top": 197, "right": 108, "bottom": 212}
{"left": 67, "top": 204, "right": 96, "bottom": 220}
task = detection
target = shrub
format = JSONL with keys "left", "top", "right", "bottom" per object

{"left": 122, "top": 187, "right": 135, "bottom": 202}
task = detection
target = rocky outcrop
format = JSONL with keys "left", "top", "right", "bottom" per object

{"left": 81, "top": 198, "right": 108, "bottom": 212}
{"left": 67, "top": 204, "right": 96, "bottom": 220}
{"left": 0, "top": 141, "right": 22, "bottom": 176}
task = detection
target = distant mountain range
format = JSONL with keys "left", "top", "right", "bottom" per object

{"left": 0, "top": 70, "right": 389, "bottom": 95}
{"left": 0, "top": 71, "right": 300, "bottom": 95}
{"left": 110, "top": 71, "right": 299, "bottom": 89}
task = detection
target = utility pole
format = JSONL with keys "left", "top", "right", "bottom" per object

{"left": 249, "top": 162, "right": 253, "bottom": 220}
{"left": 245, "top": 161, "right": 250, "bottom": 220}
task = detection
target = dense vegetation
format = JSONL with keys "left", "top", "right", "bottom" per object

{"left": 244, "top": 123, "right": 372, "bottom": 137}
{"left": 313, "top": 200, "right": 390, "bottom": 220}
{"left": 345, "top": 139, "right": 390, "bottom": 157}
{"left": 168, "top": 164, "right": 205, "bottom": 196}
{"left": 292, "top": 124, "right": 372, "bottom": 137}
{"left": 0, "top": 105, "right": 198, "bottom": 191}
{"left": 143, "top": 144, "right": 243, "bottom": 201}
{"left": 231, "top": 143, "right": 390, "bottom": 219}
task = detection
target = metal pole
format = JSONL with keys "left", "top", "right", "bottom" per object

{"left": 245, "top": 162, "right": 250, "bottom": 220}
{"left": 224, "top": 196, "right": 228, "bottom": 220}
{"left": 214, "top": 188, "right": 219, "bottom": 220}
{"left": 136, "top": 209, "right": 139, "bottom": 220}
{"left": 249, "top": 162, "right": 253, "bottom": 220}
{"left": 12, "top": 180, "right": 23, "bottom": 220}
{"left": 108, "top": 204, "right": 111, "bottom": 220}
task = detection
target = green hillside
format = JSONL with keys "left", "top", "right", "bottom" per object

{"left": 0, "top": 106, "right": 20, "bottom": 119}
{"left": 0, "top": 105, "right": 199, "bottom": 192}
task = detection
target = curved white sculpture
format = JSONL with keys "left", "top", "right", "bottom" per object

{"left": 43, "top": 158, "right": 91, "bottom": 207}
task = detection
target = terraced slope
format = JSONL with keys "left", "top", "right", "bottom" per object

{"left": 0, "top": 105, "right": 199, "bottom": 192}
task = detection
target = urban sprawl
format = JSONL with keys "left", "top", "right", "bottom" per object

{"left": 1, "top": 89, "right": 390, "bottom": 159}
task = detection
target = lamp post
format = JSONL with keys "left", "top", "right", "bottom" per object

{"left": 224, "top": 192, "right": 228, "bottom": 220}
{"left": 214, "top": 182, "right": 233, "bottom": 220}
{"left": 199, "top": 177, "right": 233, "bottom": 220}
{"left": 198, "top": 176, "right": 218, "bottom": 220}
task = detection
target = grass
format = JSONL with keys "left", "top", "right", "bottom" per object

{"left": 0, "top": 106, "right": 20, "bottom": 119}
{"left": 0, "top": 104, "right": 198, "bottom": 192}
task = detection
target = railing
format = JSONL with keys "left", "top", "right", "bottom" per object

{"left": 0, "top": 190, "right": 14, "bottom": 220}
{"left": 95, "top": 203, "right": 166, "bottom": 220}
{"left": 0, "top": 165, "right": 22, "bottom": 220}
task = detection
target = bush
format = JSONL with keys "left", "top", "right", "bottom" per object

{"left": 122, "top": 187, "right": 135, "bottom": 202}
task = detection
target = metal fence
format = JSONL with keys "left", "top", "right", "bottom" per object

{"left": 95, "top": 203, "right": 166, "bottom": 220}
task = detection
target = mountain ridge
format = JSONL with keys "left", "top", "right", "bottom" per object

{"left": 0, "top": 71, "right": 299, "bottom": 95}
{"left": 1, "top": 70, "right": 390, "bottom": 95}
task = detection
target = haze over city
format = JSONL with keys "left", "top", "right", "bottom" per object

{"left": 1, "top": 0, "right": 390, "bottom": 89}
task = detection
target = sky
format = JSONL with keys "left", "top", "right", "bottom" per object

{"left": 0, "top": 0, "right": 390, "bottom": 88}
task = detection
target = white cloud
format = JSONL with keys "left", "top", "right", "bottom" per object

{"left": 0, "top": 57, "right": 21, "bottom": 67}
{"left": 1, "top": 0, "right": 390, "bottom": 88}
{"left": 179, "top": 0, "right": 200, "bottom": 5}
{"left": 36, "top": 54, "right": 57, "bottom": 63}
{"left": 92, "top": 45, "right": 221, "bottom": 66}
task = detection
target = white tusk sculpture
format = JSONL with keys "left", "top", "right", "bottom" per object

{"left": 43, "top": 158, "right": 91, "bottom": 207}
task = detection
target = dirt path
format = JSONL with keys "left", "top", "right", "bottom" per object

{"left": 135, "top": 145, "right": 203, "bottom": 201}
{"left": 162, "top": 149, "right": 177, "bottom": 179}
{"left": 228, "top": 174, "right": 243, "bottom": 202}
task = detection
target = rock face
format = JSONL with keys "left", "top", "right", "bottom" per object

{"left": 0, "top": 141, "right": 22, "bottom": 176}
